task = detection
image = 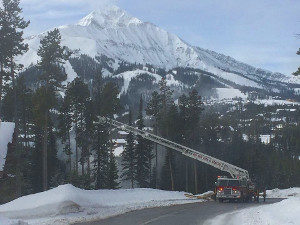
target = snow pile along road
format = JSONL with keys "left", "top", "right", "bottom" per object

{"left": 205, "top": 188, "right": 300, "bottom": 225}
{"left": 266, "top": 187, "right": 300, "bottom": 198}
{"left": 0, "top": 184, "right": 203, "bottom": 225}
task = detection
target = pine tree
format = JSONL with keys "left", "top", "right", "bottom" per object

{"left": 0, "top": 5, "right": 8, "bottom": 115}
{"left": 37, "top": 28, "right": 71, "bottom": 190}
{"left": 0, "top": 0, "right": 29, "bottom": 113}
{"left": 293, "top": 48, "right": 300, "bottom": 76}
{"left": 65, "top": 77, "right": 90, "bottom": 175}
{"left": 186, "top": 89, "right": 203, "bottom": 193}
{"left": 92, "top": 120, "right": 110, "bottom": 189}
{"left": 92, "top": 81, "right": 120, "bottom": 189}
{"left": 0, "top": 0, "right": 29, "bottom": 197}
{"left": 158, "top": 78, "right": 173, "bottom": 136}
{"left": 107, "top": 149, "right": 119, "bottom": 189}
{"left": 32, "top": 86, "right": 55, "bottom": 191}
{"left": 135, "top": 95, "right": 153, "bottom": 188}
{"left": 146, "top": 91, "right": 161, "bottom": 188}
{"left": 121, "top": 110, "right": 136, "bottom": 188}
{"left": 161, "top": 104, "right": 179, "bottom": 191}
{"left": 58, "top": 96, "right": 72, "bottom": 176}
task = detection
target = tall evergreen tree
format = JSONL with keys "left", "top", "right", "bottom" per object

{"left": 135, "top": 95, "right": 153, "bottom": 188}
{"left": 36, "top": 28, "right": 71, "bottom": 190}
{"left": 146, "top": 91, "right": 161, "bottom": 188}
{"left": 0, "top": 0, "right": 29, "bottom": 197}
{"left": 186, "top": 89, "right": 203, "bottom": 193}
{"left": 32, "top": 86, "right": 56, "bottom": 191}
{"left": 92, "top": 120, "right": 110, "bottom": 189}
{"left": 64, "top": 77, "right": 90, "bottom": 175}
{"left": 121, "top": 110, "right": 136, "bottom": 188}
{"left": 0, "top": 0, "right": 29, "bottom": 114}
{"left": 92, "top": 81, "right": 120, "bottom": 189}
{"left": 58, "top": 95, "right": 72, "bottom": 176}
{"left": 107, "top": 149, "right": 119, "bottom": 189}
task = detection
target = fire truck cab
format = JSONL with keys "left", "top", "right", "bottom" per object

{"left": 215, "top": 176, "right": 254, "bottom": 202}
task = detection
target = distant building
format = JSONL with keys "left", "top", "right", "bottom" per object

{"left": 260, "top": 134, "right": 274, "bottom": 145}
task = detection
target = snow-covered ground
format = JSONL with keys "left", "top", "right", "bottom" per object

{"left": 0, "top": 184, "right": 203, "bottom": 225}
{"left": 0, "top": 122, "right": 15, "bottom": 171}
{"left": 0, "top": 215, "right": 24, "bottom": 225}
{"left": 205, "top": 187, "right": 300, "bottom": 225}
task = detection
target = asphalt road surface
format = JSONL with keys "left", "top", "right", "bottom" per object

{"left": 74, "top": 198, "right": 283, "bottom": 225}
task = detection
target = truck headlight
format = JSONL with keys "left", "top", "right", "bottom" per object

{"left": 232, "top": 189, "right": 240, "bottom": 195}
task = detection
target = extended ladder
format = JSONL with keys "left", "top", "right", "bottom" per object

{"left": 100, "top": 117, "right": 249, "bottom": 180}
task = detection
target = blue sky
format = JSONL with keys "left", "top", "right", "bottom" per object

{"left": 20, "top": 0, "right": 299, "bottom": 75}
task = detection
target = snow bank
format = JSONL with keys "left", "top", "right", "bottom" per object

{"left": 266, "top": 187, "right": 300, "bottom": 198}
{"left": 205, "top": 198, "right": 300, "bottom": 225}
{"left": 0, "top": 122, "right": 15, "bottom": 171}
{"left": 205, "top": 187, "right": 300, "bottom": 225}
{"left": 0, "top": 215, "right": 28, "bottom": 225}
{"left": 0, "top": 184, "right": 202, "bottom": 225}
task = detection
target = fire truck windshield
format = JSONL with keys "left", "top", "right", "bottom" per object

{"left": 218, "top": 179, "right": 240, "bottom": 186}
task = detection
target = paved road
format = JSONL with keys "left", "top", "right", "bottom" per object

{"left": 75, "top": 198, "right": 283, "bottom": 225}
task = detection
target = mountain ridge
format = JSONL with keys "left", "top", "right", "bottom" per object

{"left": 17, "top": 5, "right": 300, "bottom": 96}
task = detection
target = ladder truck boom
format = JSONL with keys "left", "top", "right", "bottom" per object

{"left": 100, "top": 117, "right": 250, "bottom": 180}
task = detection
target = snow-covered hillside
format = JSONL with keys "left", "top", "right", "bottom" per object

{"left": 0, "top": 184, "right": 203, "bottom": 225}
{"left": 18, "top": 5, "right": 299, "bottom": 92}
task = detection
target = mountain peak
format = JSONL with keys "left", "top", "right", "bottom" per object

{"left": 77, "top": 5, "right": 142, "bottom": 27}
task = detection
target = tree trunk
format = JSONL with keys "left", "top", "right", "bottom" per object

{"left": 149, "top": 157, "right": 151, "bottom": 187}
{"left": 11, "top": 59, "right": 21, "bottom": 197}
{"left": 155, "top": 124, "right": 159, "bottom": 189}
{"left": 194, "top": 161, "right": 198, "bottom": 194}
{"left": 81, "top": 160, "right": 84, "bottom": 176}
{"left": 0, "top": 63, "right": 3, "bottom": 115}
{"left": 87, "top": 146, "right": 91, "bottom": 177}
{"left": 68, "top": 132, "right": 72, "bottom": 174}
{"left": 168, "top": 152, "right": 174, "bottom": 191}
{"left": 75, "top": 121, "right": 78, "bottom": 175}
{"left": 43, "top": 111, "right": 48, "bottom": 191}
{"left": 185, "top": 160, "right": 189, "bottom": 192}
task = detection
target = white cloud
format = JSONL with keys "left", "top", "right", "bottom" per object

{"left": 21, "top": 0, "right": 119, "bottom": 11}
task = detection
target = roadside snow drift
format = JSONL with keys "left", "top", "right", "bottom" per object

{"left": 0, "top": 184, "right": 202, "bottom": 225}
{"left": 205, "top": 187, "right": 300, "bottom": 225}
{"left": 266, "top": 187, "right": 300, "bottom": 198}
{"left": 0, "top": 122, "right": 15, "bottom": 171}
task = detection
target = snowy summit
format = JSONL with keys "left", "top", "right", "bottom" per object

{"left": 77, "top": 5, "right": 142, "bottom": 27}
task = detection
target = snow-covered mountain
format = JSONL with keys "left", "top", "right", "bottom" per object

{"left": 19, "top": 5, "right": 299, "bottom": 95}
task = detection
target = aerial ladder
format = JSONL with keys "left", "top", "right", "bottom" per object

{"left": 100, "top": 117, "right": 250, "bottom": 180}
